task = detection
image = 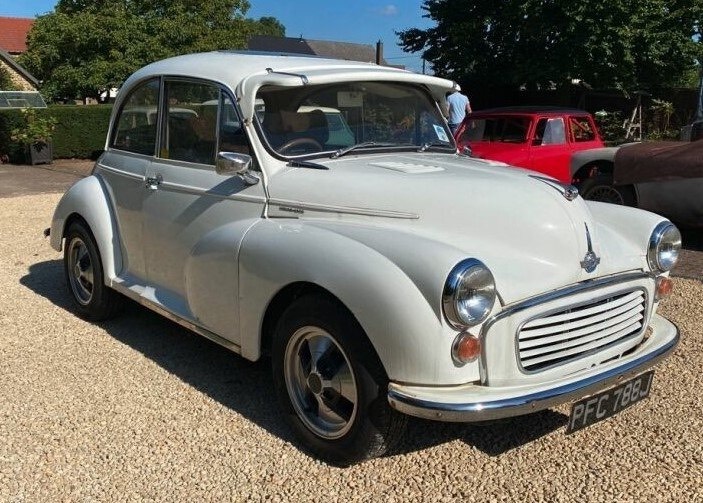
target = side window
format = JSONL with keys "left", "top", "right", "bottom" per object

{"left": 162, "top": 80, "right": 219, "bottom": 165}
{"left": 111, "top": 78, "right": 160, "bottom": 155}
{"left": 534, "top": 118, "right": 566, "bottom": 145}
{"left": 570, "top": 117, "right": 596, "bottom": 142}
{"left": 499, "top": 117, "right": 530, "bottom": 143}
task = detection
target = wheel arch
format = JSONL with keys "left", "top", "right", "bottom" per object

{"left": 49, "top": 175, "right": 123, "bottom": 281}
{"left": 260, "top": 281, "right": 339, "bottom": 358}
{"left": 572, "top": 159, "right": 614, "bottom": 184}
{"left": 569, "top": 146, "right": 619, "bottom": 184}
{"left": 237, "top": 220, "right": 470, "bottom": 385}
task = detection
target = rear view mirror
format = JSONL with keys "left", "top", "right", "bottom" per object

{"left": 216, "top": 152, "right": 259, "bottom": 185}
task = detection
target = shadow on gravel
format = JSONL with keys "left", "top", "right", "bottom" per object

{"left": 396, "top": 409, "right": 567, "bottom": 457}
{"left": 22, "top": 259, "right": 566, "bottom": 460}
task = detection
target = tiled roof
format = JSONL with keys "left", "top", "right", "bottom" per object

{"left": 0, "top": 48, "right": 39, "bottom": 88}
{"left": 0, "top": 17, "right": 34, "bottom": 54}
{"left": 248, "top": 36, "right": 387, "bottom": 65}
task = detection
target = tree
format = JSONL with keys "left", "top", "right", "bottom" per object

{"left": 0, "top": 66, "right": 18, "bottom": 91}
{"left": 398, "top": 0, "right": 702, "bottom": 92}
{"left": 20, "top": 0, "right": 285, "bottom": 100}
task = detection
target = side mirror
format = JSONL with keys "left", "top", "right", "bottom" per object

{"left": 462, "top": 145, "right": 473, "bottom": 157}
{"left": 216, "top": 152, "right": 259, "bottom": 185}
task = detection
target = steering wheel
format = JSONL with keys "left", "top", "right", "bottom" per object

{"left": 278, "top": 137, "right": 323, "bottom": 154}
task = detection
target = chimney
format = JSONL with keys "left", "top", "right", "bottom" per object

{"left": 376, "top": 40, "right": 383, "bottom": 65}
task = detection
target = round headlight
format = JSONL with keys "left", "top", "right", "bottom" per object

{"left": 443, "top": 259, "right": 496, "bottom": 329}
{"left": 647, "top": 222, "right": 682, "bottom": 273}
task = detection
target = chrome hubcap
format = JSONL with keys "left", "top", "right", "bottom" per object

{"left": 284, "top": 326, "right": 358, "bottom": 439}
{"left": 67, "top": 238, "right": 94, "bottom": 305}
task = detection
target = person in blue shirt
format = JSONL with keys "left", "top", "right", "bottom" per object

{"left": 445, "top": 86, "right": 472, "bottom": 134}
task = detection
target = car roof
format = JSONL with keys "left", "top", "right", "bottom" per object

{"left": 471, "top": 106, "right": 592, "bottom": 117}
{"left": 119, "top": 51, "right": 456, "bottom": 121}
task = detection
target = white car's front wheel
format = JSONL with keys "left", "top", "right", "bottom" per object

{"left": 272, "top": 294, "right": 406, "bottom": 465}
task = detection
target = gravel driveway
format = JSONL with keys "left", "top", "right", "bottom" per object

{"left": 1, "top": 193, "right": 702, "bottom": 501}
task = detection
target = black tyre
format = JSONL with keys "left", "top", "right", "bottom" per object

{"left": 272, "top": 294, "right": 406, "bottom": 465}
{"left": 579, "top": 175, "right": 636, "bottom": 206}
{"left": 64, "top": 220, "right": 123, "bottom": 321}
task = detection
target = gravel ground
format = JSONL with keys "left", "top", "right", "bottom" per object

{"left": 1, "top": 193, "right": 702, "bottom": 502}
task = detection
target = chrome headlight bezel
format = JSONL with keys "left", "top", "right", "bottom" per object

{"left": 442, "top": 259, "right": 497, "bottom": 330}
{"left": 647, "top": 222, "right": 682, "bottom": 273}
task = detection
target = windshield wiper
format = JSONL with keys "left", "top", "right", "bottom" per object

{"left": 331, "top": 141, "right": 397, "bottom": 159}
{"left": 417, "top": 142, "right": 453, "bottom": 152}
{"left": 288, "top": 159, "right": 329, "bottom": 170}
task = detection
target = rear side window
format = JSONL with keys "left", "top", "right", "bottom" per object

{"left": 111, "top": 78, "right": 160, "bottom": 155}
{"left": 570, "top": 116, "right": 596, "bottom": 142}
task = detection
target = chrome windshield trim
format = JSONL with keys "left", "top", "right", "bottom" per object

{"left": 387, "top": 322, "right": 678, "bottom": 422}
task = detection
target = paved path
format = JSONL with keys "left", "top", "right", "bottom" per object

{"left": 0, "top": 160, "right": 93, "bottom": 198}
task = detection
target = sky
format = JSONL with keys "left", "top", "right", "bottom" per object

{"left": 0, "top": 0, "right": 434, "bottom": 73}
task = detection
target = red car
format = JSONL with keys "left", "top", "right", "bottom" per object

{"left": 454, "top": 107, "right": 605, "bottom": 184}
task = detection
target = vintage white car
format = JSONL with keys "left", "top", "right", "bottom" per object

{"left": 48, "top": 52, "right": 681, "bottom": 465}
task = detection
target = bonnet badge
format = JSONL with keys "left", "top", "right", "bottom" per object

{"left": 580, "top": 224, "right": 600, "bottom": 273}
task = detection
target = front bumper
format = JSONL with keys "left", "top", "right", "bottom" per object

{"left": 387, "top": 313, "right": 678, "bottom": 422}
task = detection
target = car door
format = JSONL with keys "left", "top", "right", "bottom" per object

{"left": 96, "top": 77, "right": 161, "bottom": 284}
{"left": 526, "top": 116, "right": 571, "bottom": 182}
{"left": 141, "top": 79, "right": 266, "bottom": 343}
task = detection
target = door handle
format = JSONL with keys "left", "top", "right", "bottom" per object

{"left": 145, "top": 174, "right": 162, "bottom": 190}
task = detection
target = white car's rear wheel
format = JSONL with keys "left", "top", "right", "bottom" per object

{"left": 64, "top": 221, "right": 123, "bottom": 321}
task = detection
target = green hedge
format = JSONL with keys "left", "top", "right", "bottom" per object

{"left": 0, "top": 109, "right": 23, "bottom": 162}
{"left": 0, "top": 104, "right": 113, "bottom": 162}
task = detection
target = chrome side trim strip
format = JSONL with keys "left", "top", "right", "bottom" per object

{"left": 267, "top": 198, "right": 419, "bottom": 220}
{"left": 387, "top": 323, "right": 678, "bottom": 422}
{"left": 96, "top": 163, "right": 145, "bottom": 182}
{"left": 158, "top": 180, "right": 265, "bottom": 204}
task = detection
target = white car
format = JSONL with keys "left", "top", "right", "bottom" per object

{"left": 48, "top": 52, "right": 681, "bottom": 465}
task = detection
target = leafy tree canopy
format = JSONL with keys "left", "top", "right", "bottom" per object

{"left": 20, "top": 0, "right": 285, "bottom": 99}
{"left": 398, "top": 0, "right": 702, "bottom": 92}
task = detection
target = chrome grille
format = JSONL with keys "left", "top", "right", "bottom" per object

{"left": 517, "top": 290, "right": 646, "bottom": 372}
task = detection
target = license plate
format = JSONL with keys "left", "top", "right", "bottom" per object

{"left": 566, "top": 370, "right": 654, "bottom": 434}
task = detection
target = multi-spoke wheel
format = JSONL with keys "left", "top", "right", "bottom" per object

{"left": 272, "top": 294, "right": 406, "bottom": 465}
{"left": 64, "top": 220, "right": 123, "bottom": 320}
{"left": 579, "top": 175, "right": 636, "bottom": 206}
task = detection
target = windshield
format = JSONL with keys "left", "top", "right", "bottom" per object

{"left": 255, "top": 81, "right": 454, "bottom": 157}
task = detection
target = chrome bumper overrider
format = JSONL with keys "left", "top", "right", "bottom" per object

{"left": 387, "top": 314, "right": 678, "bottom": 422}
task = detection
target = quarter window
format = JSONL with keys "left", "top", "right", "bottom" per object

{"left": 570, "top": 117, "right": 596, "bottom": 142}
{"left": 111, "top": 78, "right": 160, "bottom": 155}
